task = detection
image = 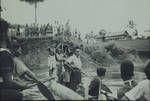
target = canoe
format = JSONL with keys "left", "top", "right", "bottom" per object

{"left": 48, "top": 80, "right": 84, "bottom": 100}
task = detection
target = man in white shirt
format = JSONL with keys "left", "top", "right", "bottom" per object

{"left": 122, "top": 60, "right": 150, "bottom": 101}
{"left": 65, "top": 47, "right": 82, "bottom": 91}
{"left": 66, "top": 49, "right": 82, "bottom": 70}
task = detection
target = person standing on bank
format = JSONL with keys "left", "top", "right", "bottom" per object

{"left": 65, "top": 47, "right": 82, "bottom": 91}
{"left": 55, "top": 48, "right": 66, "bottom": 83}
{"left": 0, "top": 19, "right": 36, "bottom": 100}
{"left": 47, "top": 47, "right": 58, "bottom": 81}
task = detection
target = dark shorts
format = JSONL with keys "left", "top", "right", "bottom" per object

{"left": 0, "top": 89, "right": 22, "bottom": 100}
{"left": 69, "top": 68, "right": 81, "bottom": 91}
{"left": 0, "top": 84, "right": 23, "bottom": 101}
{"left": 70, "top": 68, "right": 81, "bottom": 84}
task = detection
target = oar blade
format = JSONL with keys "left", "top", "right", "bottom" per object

{"left": 37, "top": 81, "right": 55, "bottom": 100}
{"left": 102, "top": 84, "right": 112, "bottom": 93}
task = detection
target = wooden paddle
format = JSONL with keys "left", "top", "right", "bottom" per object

{"left": 37, "top": 80, "right": 55, "bottom": 100}
{"left": 64, "top": 62, "right": 113, "bottom": 94}
{"left": 27, "top": 77, "right": 55, "bottom": 88}
{"left": 13, "top": 57, "right": 55, "bottom": 100}
{"left": 31, "top": 77, "right": 55, "bottom": 100}
{"left": 64, "top": 62, "right": 92, "bottom": 78}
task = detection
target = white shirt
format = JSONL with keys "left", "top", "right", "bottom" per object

{"left": 66, "top": 54, "right": 82, "bottom": 70}
{"left": 125, "top": 79, "right": 150, "bottom": 101}
{"left": 48, "top": 55, "right": 57, "bottom": 69}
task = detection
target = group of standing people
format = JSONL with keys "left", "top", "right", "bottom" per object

{"left": 47, "top": 45, "right": 83, "bottom": 92}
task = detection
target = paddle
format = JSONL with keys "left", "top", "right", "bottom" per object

{"left": 13, "top": 57, "right": 55, "bottom": 100}
{"left": 64, "top": 62, "right": 92, "bottom": 78}
{"left": 37, "top": 80, "right": 55, "bottom": 100}
{"left": 64, "top": 62, "right": 113, "bottom": 94}
{"left": 31, "top": 77, "right": 55, "bottom": 100}
{"left": 27, "top": 77, "right": 55, "bottom": 88}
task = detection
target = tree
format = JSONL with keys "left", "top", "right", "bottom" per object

{"left": 99, "top": 29, "right": 106, "bottom": 37}
{"left": 20, "top": 0, "right": 44, "bottom": 24}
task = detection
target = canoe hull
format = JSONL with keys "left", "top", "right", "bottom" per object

{"left": 48, "top": 81, "right": 84, "bottom": 100}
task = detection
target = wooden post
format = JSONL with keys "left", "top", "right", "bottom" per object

{"left": 34, "top": 2, "right": 37, "bottom": 25}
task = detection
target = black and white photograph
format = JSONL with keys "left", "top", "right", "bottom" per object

{"left": 0, "top": 0, "right": 150, "bottom": 100}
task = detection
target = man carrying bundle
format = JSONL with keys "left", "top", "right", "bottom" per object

{"left": 64, "top": 47, "right": 82, "bottom": 91}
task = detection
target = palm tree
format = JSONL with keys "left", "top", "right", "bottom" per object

{"left": 20, "top": 0, "right": 44, "bottom": 24}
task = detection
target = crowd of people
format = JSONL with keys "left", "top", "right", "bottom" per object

{"left": 9, "top": 20, "right": 82, "bottom": 42}
{"left": 47, "top": 44, "right": 82, "bottom": 91}
{"left": 0, "top": 19, "right": 150, "bottom": 100}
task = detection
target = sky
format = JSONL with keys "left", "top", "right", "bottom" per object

{"left": 1, "top": 0, "right": 150, "bottom": 37}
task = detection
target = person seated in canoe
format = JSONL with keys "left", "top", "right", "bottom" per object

{"left": 88, "top": 67, "right": 114, "bottom": 100}
{"left": 121, "top": 60, "right": 150, "bottom": 101}
{"left": 117, "top": 60, "right": 147, "bottom": 101}
{"left": 117, "top": 60, "right": 137, "bottom": 100}
{"left": 0, "top": 19, "right": 37, "bottom": 100}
